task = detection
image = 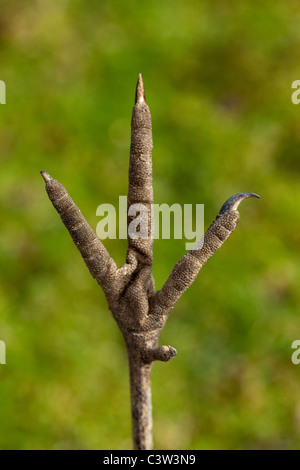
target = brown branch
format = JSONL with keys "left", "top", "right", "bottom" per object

{"left": 41, "top": 74, "right": 260, "bottom": 450}
{"left": 152, "top": 193, "right": 260, "bottom": 318}
{"left": 40, "top": 171, "right": 117, "bottom": 299}
{"left": 127, "top": 73, "right": 154, "bottom": 266}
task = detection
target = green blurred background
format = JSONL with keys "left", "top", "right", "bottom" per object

{"left": 1, "top": 0, "right": 300, "bottom": 450}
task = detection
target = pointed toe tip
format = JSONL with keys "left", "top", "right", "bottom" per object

{"left": 135, "top": 73, "right": 146, "bottom": 104}
{"left": 219, "top": 192, "right": 261, "bottom": 214}
{"left": 40, "top": 170, "right": 52, "bottom": 183}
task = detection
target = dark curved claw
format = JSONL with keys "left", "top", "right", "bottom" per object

{"left": 219, "top": 192, "right": 260, "bottom": 215}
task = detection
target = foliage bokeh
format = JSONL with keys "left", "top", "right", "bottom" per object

{"left": 1, "top": 0, "right": 300, "bottom": 449}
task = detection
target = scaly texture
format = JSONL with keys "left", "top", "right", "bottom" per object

{"left": 41, "top": 74, "right": 260, "bottom": 450}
